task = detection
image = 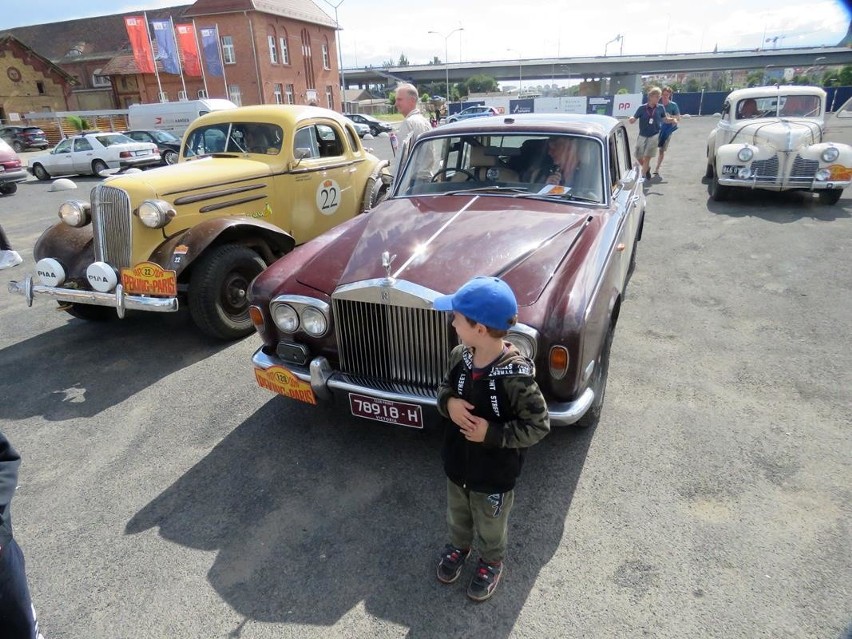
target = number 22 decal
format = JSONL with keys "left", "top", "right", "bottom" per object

{"left": 316, "top": 179, "right": 341, "bottom": 215}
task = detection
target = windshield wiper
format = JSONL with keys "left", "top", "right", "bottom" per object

{"left": 443, "top": 186, "right": 529, "bottom": 196}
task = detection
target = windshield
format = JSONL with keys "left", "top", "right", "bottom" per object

{"left": 736, "top": 94, "right": 822, "bottom": 120}
{"left": 183, "top": 122, "right": 284, "bottom": 157}
{"left": 151, "top": 130, "right": 180, "bottom": 143}
{"left": 395, "top": 133, "right": 605, "bottom": 204}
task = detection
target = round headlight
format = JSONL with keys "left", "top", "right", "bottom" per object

{"left": 505, "top": 331, "right": 536, "bottom": 359}
{"left": 300, "top": 306, "right": 328, "bottom": 336}
{"left": 815, "top": 168, "right": 831, "bottom": 181}
{"left": 272, "top": 303, "right": 299, "bottom": 332}
{"left": 137, "top": 200, "right": 175, "bottom": 229}
{"left": 737, "top": 167, "right": 752, "bottom": 179}
{"left": 58, "top": 200, "right": 91, "bottom": 227}
{"left": 821, "top": 147, "right": 840, "bottom": 163}
{"left": 737, "top": 147, "right": 754, "bottom": 162}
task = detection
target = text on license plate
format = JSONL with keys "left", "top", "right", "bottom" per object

{"left": 349, "top": 393, "right": 423, "bottom": 429}
{"left": 721, "top": 164, "right": 740, "bottom": 175}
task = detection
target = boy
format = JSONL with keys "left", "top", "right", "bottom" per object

{"left": 432, "top": 276, "right": 550, "bottom": 602}
{"left": 653, "top": 86, "right": 681, "bottom": 179}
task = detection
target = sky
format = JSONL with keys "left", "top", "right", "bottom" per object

{"left": 0, "top": 0, "right": 849, "bottom": 70}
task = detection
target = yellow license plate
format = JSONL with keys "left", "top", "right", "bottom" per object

{"left": 120, "top": 262, "right": 177, "bottom": 296}
{"left": 254, "top": 365, "right": 317, "bottom": 405}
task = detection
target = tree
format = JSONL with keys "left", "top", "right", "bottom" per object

{"left": 381, "top": 58, "right": 394, "bottom": 68}
{"left": 685, "top": 78, "right": 702, "bottom": 92}
{"left": 428, "top": 56, "right": 441, "bottom": 66}
{"left": 745, "top": 71, "right": 764, "bottom": 87}
{"left": 398, "top": 53, "right": 409, "bottom": 67}
{"left": 464, "top": 74, "right": 498, "bottom": 94}
{"left": 838, "top": 65, "right": 852, "bottom": 86}
{"left": 66, "top": 115, "right": 93, "bottom": 132}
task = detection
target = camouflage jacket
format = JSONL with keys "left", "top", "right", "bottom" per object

{"left": 437, "top": 343, "right": 550, "bottom": 493}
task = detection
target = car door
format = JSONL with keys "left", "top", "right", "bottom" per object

{"left": 610, "top": 126, "right": 642, "bottom": 286}
{"left": 824, "top": 97, "right": 852, "bottom": 146}
{"left": 46, "top": 138, "right": 74, "bottom": 175}
{"left": 287, "top": 121, "right": 357, "bottom": 242}
{"left": 71, "top": 137, "right": 97, "bottom": 173}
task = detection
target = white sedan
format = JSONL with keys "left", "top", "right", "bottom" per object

{"left": 29, "top": 132, "right": 160, "bottom": 180}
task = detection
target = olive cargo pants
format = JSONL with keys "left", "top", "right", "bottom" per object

{"left": 446, "top": 479, "right": 514, "bottom": 564}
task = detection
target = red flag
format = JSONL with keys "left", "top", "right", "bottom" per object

{"left": 175, "top": 23, "right": 202, "bottom": 77}
{"left": 124, "top": 16, "right": 154, "bottom": 74}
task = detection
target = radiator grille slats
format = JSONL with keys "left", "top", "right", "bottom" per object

{"left": 333, "top": 297, "right": 451, "bottom": 397}
{"left": 91, "top": 185, "right": 132, "bottom": 268}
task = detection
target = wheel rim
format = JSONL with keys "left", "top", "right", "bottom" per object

{"left": 164, "top": 151, "right": 177, "bottom": 165}
{"left": 93, "top": 161, "right": 107, "bottom": 174}
{"left": 13, "top": 142, "right": 23, "bottom": 152}
{"left": 34, "top": 165, "right": 47, "bottom": 180}
{"left": 220, "top": 269, "right": 254, "bottom": 318}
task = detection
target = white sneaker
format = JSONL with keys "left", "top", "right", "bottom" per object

{"left": 0, "top": 249, "right": 23, "bottom": 269}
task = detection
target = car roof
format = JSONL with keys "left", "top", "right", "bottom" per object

{"left": 192, "top": 104, "right": 354, "bottom": 129}
{"left": 427, "top": 113, "right": 620, "bottom": 139}
{"left": 726, "top": 85, "right": 827, "bottom": 103}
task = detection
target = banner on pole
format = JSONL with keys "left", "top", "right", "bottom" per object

{"left": 175, "top": 24, "right": 202, "bottom": 76}
{"left": 124, "top": 16, "right": 155, "bottom": 74}
{"left": 151, "top": 19, "right": 180, "bottom": 75}
{"left": 199, "top": 27, "right": 223, "bottom": 77}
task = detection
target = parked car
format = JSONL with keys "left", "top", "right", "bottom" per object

{"left": 344, "top": 113, "right": 393, "bottom": 136}
{"left": 122, "top": 129, "right": 182, "bottom": 165}
{"left": 446, "top": 105, "right": 500, "bottom": 124}
{"left": 8, "top": 105, "right": 392, "bottom": 340}
{"left": 28, "top": 132, "right": 160, "bottom": 180}
{"left": 0, "top": 138, "right": 28, "bottom": 196}
{"left": 350, "top": 121, "right": 371, "bottom": 138}
{"left": 706, "top": 85, "right": 852, "bottom": 204}
{"left": 0, "top": 125, "right": 49, "bottom": 152}
{"left": 249, "top": 114, "right": 644, "bottom": 429}
{"left": 823, "top": 95, "right": 852, "bottom": 147}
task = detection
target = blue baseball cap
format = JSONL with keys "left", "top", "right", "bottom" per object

{"left": 433, "top": 276, "right": 518, "bottom": 330}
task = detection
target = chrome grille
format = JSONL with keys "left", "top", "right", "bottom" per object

{"left": 333, "top": 298, "right": 452, "bottom": 397}
{"left": 790, "top": 155, "right": 818, "bottom": 182}
{"left": 751, "top": 156, "right": 778, "bottom": 182}
{"left": 91, "top": 185, "right": 132, "bottom": 268}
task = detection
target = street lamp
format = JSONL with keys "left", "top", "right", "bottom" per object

{"left": 763, "top": 64, "right": 774, "bottom": 85}
{"left": 804, "top": 56, "right": 828, "bottom": 83}
{"left": 428, "top": 28, "right": 464, "bottom": 104}
{"left": 506, "top": 48, "right": 522, "bottom": 96}
{"left": 321, "top": 0, "right": 346, "bottom": 111}
{"left": 604, "top": 34, "right": 623, "bottom": 57}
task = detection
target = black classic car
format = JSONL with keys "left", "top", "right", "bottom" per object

{"left": 250, "top": 114, "right": 645, "bottom": 429}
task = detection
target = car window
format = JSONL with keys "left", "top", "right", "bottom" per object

{"left": 125, "top": 132, "right": 147, "bottom": 142}
{"left": 151, "top": 130, "right": 180, "bottom": 143}
{"left": 344, "top": 125, "right": 360, "bottom": 154}
{"left": 226, "top": 123, "right": 283, "bottom": 154}
{"left": 97, "top": 134, "right": 133, "bottom": 147}
{"left": 315, "top": 124, "right": 343, "bottom": 157}
{"left": 55, "top": 139, "right": 72, "bottom": 153}
{"left": 779, "top": 95, "right": 820, "bottom": 117}
{"left": 294, "top": 126, "right": 319, "bottom": 159}
{"left": 184, "top": 124, "right": 228, "bottom": 156}
{"left": 73, "top": 138, "right": 93, "bottom": 152}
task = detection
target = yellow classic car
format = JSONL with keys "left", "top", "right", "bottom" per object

{"left": 9, "top": 105, "right": 391, "bottom": 339}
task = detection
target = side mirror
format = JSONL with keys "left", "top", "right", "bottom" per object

{"left": 291, "top": 147, "right": 312, "bottom": 169}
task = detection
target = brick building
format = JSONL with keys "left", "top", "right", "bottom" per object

{"left": 0, "top": 34, "right": 76, "bottom": 122}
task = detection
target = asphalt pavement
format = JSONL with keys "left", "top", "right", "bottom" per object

{"left": 0, "top": 117, "right": 850, "bottom": 639}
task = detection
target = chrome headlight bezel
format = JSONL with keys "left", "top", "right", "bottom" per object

{"left": 737, "top": 147, "right": 754, "bottom": 162}
{"left": 821, "top": 146, "right": 840, "bottom": 163}
{"left": 505, "top": 323, "right": 539, "bottom": 359}
{"left": 271, "top": 303, "right": 300, "bottom": 333}
{"left": 300, "top": 306, "right": 329, "bottom": 337}
{"left": 270, "top": 295, "right": 331, "bottom": 336}
{"left": 58, "top": 200, "right": 91, "bottom": 227}
{"left": 136, "top": 199, "right": 176, "bottom": 229}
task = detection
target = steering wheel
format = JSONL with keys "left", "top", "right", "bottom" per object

{"left": 430, "top": 168, "right": 477, "bottom": 183}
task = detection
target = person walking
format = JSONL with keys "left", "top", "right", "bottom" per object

{"left": 390, "top": 83, "right": 432, "bottom": 181}
{"left": 432, "top": 276, "right": 550, "bottom": 602}
{"left": 0, "top": 225, "right": 23, "bottom": 270}
{"left": 628, "top": 87, "right": 673, "bottom": 182}
{"left": 653, "top": 86, "right": 681, "bottom": 179}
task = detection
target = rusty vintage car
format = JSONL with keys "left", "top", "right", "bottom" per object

{"left": 8, "top": 105, "right": 391, "bottom": 339}
{"left": 250, "top": 114, "right": 644, "bottom": 429}
{"left": 706, "top": 85, "right": 852, "bottom": 204}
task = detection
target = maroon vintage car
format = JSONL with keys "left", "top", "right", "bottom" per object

{"left": 249, "top": 114, "right": 645, "bottom": 429}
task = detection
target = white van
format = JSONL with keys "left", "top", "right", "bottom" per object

{"left": 128, "top": 99, "right": 237, "bottom": 136}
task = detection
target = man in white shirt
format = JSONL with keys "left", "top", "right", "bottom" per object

{"left": 391, "top": 83, "right": 433, "bottom": 181}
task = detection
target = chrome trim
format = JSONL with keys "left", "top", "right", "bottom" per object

{"left": 270, "top": 294, "right": 331, "bottom": 336}
{"left": 173, "top": 183, "right": 267, "bottom": 205}
{"left": 91, "top": 185, "right": 132, "bottom": 268}
{"left": 7, "top": 279, "right": 178, "bottom": 314}
{"left": 333, "top": 278, "right": 441, "bottom": 305}
{"left": 251, "top": 349, "right": 595, "bottom": 425}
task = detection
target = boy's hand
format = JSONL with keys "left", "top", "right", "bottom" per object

{"left": 447, "top": 397, "right": 477, "bottom": 429}
{"left": 460, "top": 415, "right": 489, "bottom": 443}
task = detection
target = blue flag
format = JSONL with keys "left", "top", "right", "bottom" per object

{"left": 151, "top": 19, "right": 180, "bottom": 74}
{"left": 199, "top": 27, "right": 223, "bottom": 77}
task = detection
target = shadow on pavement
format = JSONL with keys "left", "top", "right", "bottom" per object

{"left": 702, "top": 182, "right": 852, "bottom": 222}
{"left": 126, "top": 398, "right": 595, "bottom": 638}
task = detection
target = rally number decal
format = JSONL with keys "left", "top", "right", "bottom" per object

{"left": 316, "top": 179, "right": 341, "bottom": 215}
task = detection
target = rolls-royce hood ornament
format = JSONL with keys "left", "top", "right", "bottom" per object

{"left": 381, "top": 250, "right": 397, "bottom": 280}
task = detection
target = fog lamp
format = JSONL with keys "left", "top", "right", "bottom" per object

{"left": 737, "top": 167, "right": 752, "bottom": 179}
{"left": 815, "top": 168, "right": 831, "bottom": 181}
{"left": 35, "top": 258, "right": 65, "bottom": 287}
{"left": 86, "top": 262, "right": 118, "bottom": 292}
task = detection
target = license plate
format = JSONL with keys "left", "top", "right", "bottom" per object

{"left": 721, "top": 164, "right": 739, "bottom": 175}
{"left": 120, "top": 261, "right": 177, "bottom": 296}
{"left": 349, "top": 393, "right": 423, "bottom": 429}
{"left": 254, "top": 365, "right": 316, "bottom": 405}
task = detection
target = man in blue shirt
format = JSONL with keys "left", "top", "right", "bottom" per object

{"left": 653, "top": 86, "right": 681, "bottom": 179}
{"left": 628, "top": 87, "right": 673, "bottom": 182}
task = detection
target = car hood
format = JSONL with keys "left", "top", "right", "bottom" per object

{"left": 102, "top": 156, "right": 273, "bottom": 196}
{"left": 295, "top": 195, "right": 590, "bottom": 306}
{"left": 731, "top": 118, "right": 823, "bottom": 151}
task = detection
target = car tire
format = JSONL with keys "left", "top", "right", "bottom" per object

{"left": 12, "top": 141, "right": 24, "bottom": 153}
{"left": 0, "top": 183, "right": 18, "bottom": 195}
{"left": 91, "top": 159, "right": 109, "bottom": 175}
{"left": 709, "top": 169, "right": 731, "bottom": 202}
{"left": 370, "top": 127, "right": 380, "bottom": 136}
{"left": 162, "top": 150, "right": 178, "bottom": 165}
{"left": 32, "top": 164, "right": 50, "bottom": 181}
{"left": 818, "top": 189, "right": 842, "bottom": 205}
{"left": 61, "top": 302, "right": 116, "bottom": 322}
{"left": 188, "top": 244, "right": 266, "bottom": 340}
{"left": 576, "top": 322, "right": 615, "bottom": 429}
{"left": 705, "top": 156, "right": 714, "bottom": 179}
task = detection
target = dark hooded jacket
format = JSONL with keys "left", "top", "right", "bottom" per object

{"left": 0, "top": 431, "right": 21, "bottom": 553}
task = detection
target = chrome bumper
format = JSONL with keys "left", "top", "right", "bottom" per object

{"left": 8, "top": 275, "right": 179, "bottom": 317}
{"left": 717, "top": 177, "right": 849, "bottom": 191}
{"left": 251, "top": 348, "right": 593, "bottom": 426}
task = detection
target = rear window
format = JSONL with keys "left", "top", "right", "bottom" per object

{"left": 23, "top": 127, "right": 45, "bottom": 134}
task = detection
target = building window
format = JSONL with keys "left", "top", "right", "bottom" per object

{"left": 273, "top": 83, "right": 283, "bottom": 104}
{"left": 228, "top": 84, "right": 242, "bottom": 105}
{"left": 268, "top": 34, "right": 278, "bottom": 64}
{"left": 222, "top": 35, "right": 236, "bottom": 64}
{"left": 92, "top": 69, "right": 110, "bottom": 87}
{"left": 326, "top": 85, "right": 333, "bottom": 109}
{"left": 279, "top": 35, "right": 289, "bottom": 65}
{"left": 36, "top": 81, "right": 46, "bottom": 95}
{"left": 285, "top": 84, "right": 294, "bottom": 105}
{"left": 322, "top": 41, "right": 330, "bottom": 70}
{"left": 301, "top": 29, "right": 315, "bottom": 90}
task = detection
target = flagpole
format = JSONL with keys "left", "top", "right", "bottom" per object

{"left": 169, "top": 17, "right": 188, "bottom": 99}
{"left": 144, "top": 11, "right": 165, "bottom": 101}
{"left": 215, "top": 23, "right": 229, "bottom": 99}
{"left": 192, "top": 18, "right": 210, "bottom": 98}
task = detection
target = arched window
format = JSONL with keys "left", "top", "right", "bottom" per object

{"left": 279, "top": 28, "right": 290, "bottom": 65}
{"left": 322, "top": 37, "right": 330, "bottom": 70}
{"left": 267, "top": 27, "right": 278, "bottom": 64}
